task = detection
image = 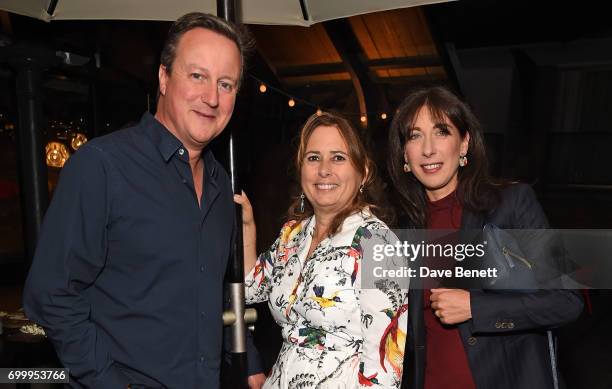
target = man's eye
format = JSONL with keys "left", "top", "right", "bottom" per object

{"left": 219, "top": 81, "right": 234, "bottom": 92}
{"left": 191, "top": 73, "right": 203, "bottom": 80}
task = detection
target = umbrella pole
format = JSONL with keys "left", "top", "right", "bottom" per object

{"left": 218, "top": 1, "right": 249, "bottom": 388}
{"left": 5, "top": 51, "right": 51, "bottom": 268}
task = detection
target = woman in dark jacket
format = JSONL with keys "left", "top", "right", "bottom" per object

{"left": 387, "top": 86, "right": 583, "bottom": 389}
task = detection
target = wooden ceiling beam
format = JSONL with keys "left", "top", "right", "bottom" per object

{"left": 250, "top": 49, "right": 284, "bottom": 90}
{"left": 283, "top": 73, "right": 446, "bottom": 87}
{"left": 323, "top": 18, "right": 389, "bottom": 127}
{"left": 276, "top": 54, "right": 441, "bottom": 78}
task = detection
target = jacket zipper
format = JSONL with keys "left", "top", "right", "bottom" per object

{"left": 502, "top": 247, "right": 533, "bottom": 269}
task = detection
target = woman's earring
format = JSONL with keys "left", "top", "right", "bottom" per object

{"left": 359, "top": 184, "right": 364, "bottom": 194}
{"left": 459, "top": 155, "right": 468, "bottom": 167}
{"left": 403, "top": 162, "right": 411, "bottom": 173}
{"left": 299, "top": 193, "right": 305, "bottom": 213}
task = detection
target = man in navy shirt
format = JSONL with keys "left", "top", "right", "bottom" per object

{"left": 24, "top": 12, "right": 264, "bottom": 389}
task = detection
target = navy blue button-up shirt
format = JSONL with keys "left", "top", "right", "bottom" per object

{"left": 24, "top": 113, "right": 258, "bottom": 388}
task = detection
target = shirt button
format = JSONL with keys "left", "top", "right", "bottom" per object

{"left": 467, "top": 336, "right": 477, "bottom": 346}
{"left": 199, "top": 355, "right": 204, "bottom": 363}
{"left": 201, "top": 311, "right": 205, "bottom": 317}
{"left": 178, "top": 148, "right": 185, "bottom": 156}
{"left": 200, "top": 265, "right": 205, "bottom": 272}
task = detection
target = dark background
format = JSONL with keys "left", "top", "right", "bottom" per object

{"left": 0, "top": 0, "right": 611, "bottom": 387}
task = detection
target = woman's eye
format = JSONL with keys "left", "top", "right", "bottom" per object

{"left": 306, "top": 155, "right": 319, "bottom": 162}
{"left": 408, "top": 132, "right": 421, "bottom": 140}
{"left": 436, "top": 127, "right": 451, "bottom": 136}
{"left": 332, "top": 154, "right": 346, "bottom": 161}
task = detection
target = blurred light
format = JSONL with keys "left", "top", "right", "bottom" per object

{"left": 288, "top": 98, "right": 295, "bottom": 107}
{"left": 46, "top": 142, "right": 70, "bottom": 168}
{"left": 360, "top": 115, "right": 367, "bottom": 123}
{"left": 316, "top": 109, "right": 323, "bottom": 116}
{"left": 71, "top": 133, "right": 88, "bottom": 151}
{"left": 259, "top": 83, "right": 267, "bottom": 93}
{"left": 381, "top": 113, "right": 387, "bottom": 120}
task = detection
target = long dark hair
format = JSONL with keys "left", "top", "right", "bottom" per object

{"left": 387, "top": 86, "right": 501, "bottom": 227}
{"left": 287, "top": 112, "right": 385, "bottom": 235}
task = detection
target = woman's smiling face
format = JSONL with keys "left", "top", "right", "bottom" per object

{"left": 403, "top": 105, "right": 469, "bottom": 201}
{"left": 301, "top": 125, "right": 362, "bottom": 218}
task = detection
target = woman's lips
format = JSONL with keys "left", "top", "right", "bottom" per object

{"left": 421, "top": 163, "right": 442, "bottom": 174}
{"left": 315, "top": 183, "right": 338, "bottom": 190}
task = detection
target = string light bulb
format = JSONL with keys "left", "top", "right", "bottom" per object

{"left": 316, "top": 109, "right": 323, "bottom": 116}
{"left": 259, "top": 83, "right": 267, "bottom": 93}
{"left": 288, "top": 98, "right": 296, "bottom": 108}
{"left": 360, "top": 115, "right": 367, "bottom": 123}
{"left": 381, "top": 113, "right": 388, "bottom": 120}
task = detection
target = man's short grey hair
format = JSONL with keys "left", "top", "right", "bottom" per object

{"left": 160, "top": 12, "right": 254, "bottom": 88}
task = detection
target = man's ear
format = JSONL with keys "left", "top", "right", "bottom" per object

{"left": 158, "top": 65, "right": 168, "bottom": 96}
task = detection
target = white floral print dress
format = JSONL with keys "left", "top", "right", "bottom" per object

{"left": 245, "top": 209, "right": 409, "bottom": 389}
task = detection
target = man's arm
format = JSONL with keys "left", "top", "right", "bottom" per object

{"left": 246, "top": 327, "right": 266, "bottom": 388}
{"left": 23, "top": 145, "right": 130, "bottom": 389}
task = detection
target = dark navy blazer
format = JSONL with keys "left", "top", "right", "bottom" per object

{"left": 402, "top": 184, "right": 584, "bottom": 389}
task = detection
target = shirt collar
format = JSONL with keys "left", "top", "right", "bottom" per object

{"left": 202, "top": 147, "right": 218, "bottom": 180}
{"left": 142, "top": 112, "right": 182, "bottom": 163}
{"left": 141, "top": 112, "right": 219, "bottom": 179}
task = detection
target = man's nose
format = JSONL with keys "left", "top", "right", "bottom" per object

{"left": 201, "top": 82, "right": 219, "bottom": 108}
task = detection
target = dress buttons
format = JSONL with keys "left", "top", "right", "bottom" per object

{"left": 467, "top": 336, "right": 477, "bottom": 346}
{"left": 201, "top": 311, "right": 205, "bottom": 317}
{"left": 199, "top": 355, "right": 204, "bottom": 363}
{"left": 178, "top": 148, "right": 185, "bottom": 156}
{"left": 200, "top": 265, "right": 205, "bottom": 272}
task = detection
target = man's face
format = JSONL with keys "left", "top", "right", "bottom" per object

{"left": 157, "top": 27, "right": 241, "bottom": 152}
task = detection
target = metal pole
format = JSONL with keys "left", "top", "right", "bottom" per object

{"left": 15, "top": 61, "right": 48, "bottom": 267}
{"left": 217, "top": 1, "right": 249, "bottom": 388}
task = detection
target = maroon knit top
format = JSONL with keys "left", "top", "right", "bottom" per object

{"left": 424, "top": 191, "right": 476, "bottom": 389}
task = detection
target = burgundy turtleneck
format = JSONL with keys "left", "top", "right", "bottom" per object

{"left": 423, "top": 191, "right": 476, "bottom": 389}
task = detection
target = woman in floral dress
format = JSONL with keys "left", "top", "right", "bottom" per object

{"left": 235, "top": 112, "right": 409, "bottom": 389}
